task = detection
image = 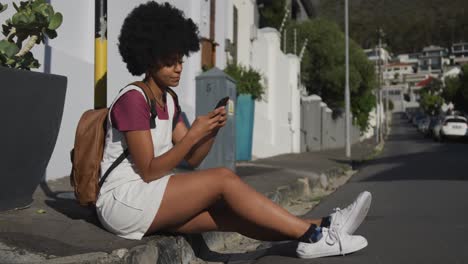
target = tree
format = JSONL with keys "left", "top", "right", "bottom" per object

{"left": 258, "top": 0, "right": 287, "bottom": 29}
{"left": 442, "top": 76, "right": 460, "bottom": 103}
{"left": 286, "top": 18, "right": 376, "bottom": 132}
{"left": 419, "top": 79, "right": 444, "bottom": 116}
{"left": 442, "top": 65, "right": 468, "bottom": 113}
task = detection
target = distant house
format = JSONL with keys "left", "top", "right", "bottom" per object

{"left": 450, "top": 42, "right": 468, "bottom": 65}
{"left": 364, "top": 47, "right": 391, "bottom": 76}
{"left": 382, "top": 83, "right": 408, "bottom": 112}
{"left": 397, "top": 53, "right": 420, "bottom": 70}
{"left": 383, "top": 62, "right": 414, "bottom": 84}
{"left": 418, "top": 45, "right": 449, "bottom": 74}
{"left": 364, "top": 47, "right": 391, "bottom": 64}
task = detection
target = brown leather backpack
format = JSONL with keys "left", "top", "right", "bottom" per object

{"left": 69, "top": 81, "right": 180, "bottom": 206}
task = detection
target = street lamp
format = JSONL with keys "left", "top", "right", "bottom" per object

{"left": 345, "top": 0, "right": 351, "bottom": 158}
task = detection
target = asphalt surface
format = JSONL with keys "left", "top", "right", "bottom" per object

{"left": 233, "top": 114, "right": 468, "bottom": 264}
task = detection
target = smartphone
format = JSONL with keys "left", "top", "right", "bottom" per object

{"left": 214, "top": 96, "right": 230, "bottom": 110}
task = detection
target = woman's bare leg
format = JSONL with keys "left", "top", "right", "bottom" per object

{"left": 146, "top": 168, "right": 315, "bottom": 241}
{"left": 162, "top": 199, "right": 322, "bottom": 241}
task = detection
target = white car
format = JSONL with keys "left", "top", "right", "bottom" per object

{"left": 434, "top": 115, "right": 468, "bottom": 141}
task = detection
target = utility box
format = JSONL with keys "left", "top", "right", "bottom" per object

{"left": 195, "top": 67, "right": 237, "bottom": 172}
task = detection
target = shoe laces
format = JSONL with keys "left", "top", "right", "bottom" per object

{"left": 331, "top": 200, "right": 356, "bottom": 227}
{"left": 324, "top": 227, "right": 344, "bottom": 255}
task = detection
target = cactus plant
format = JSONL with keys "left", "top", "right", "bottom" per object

{"left": 0, "top": 0, "right": 62, "bottom": 70}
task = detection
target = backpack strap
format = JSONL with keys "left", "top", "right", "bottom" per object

{"left": 166, "top": 87, "right": 181, "bottom": 131}
{"left": 98, "top": 149, "right": 130, "bottom": 187}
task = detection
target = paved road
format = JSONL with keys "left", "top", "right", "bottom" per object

{"left": 230, "top": 114, "right": 468, "bottom": 264}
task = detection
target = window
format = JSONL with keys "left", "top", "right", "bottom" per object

{"left": 445, "top": 118, "right": 467, "bottom": 124}
{"left": 200, "top": 0, "right": 217, "bottom": 69}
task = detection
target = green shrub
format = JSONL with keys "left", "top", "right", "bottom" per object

{"left": 0, "top": 0, "right": 62, "bottom": 70}
{"left": 224, "top": 63, "right": 265, "bottom": 101}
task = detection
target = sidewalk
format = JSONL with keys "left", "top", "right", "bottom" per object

{"left": 0, "top": 138, "right": 381, "bottom": 264}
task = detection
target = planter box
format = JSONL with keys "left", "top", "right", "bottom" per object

{"left": 236, "top": 94, "right": 254, "bottom": 161}
{"left": 0, "top": 66, "right": 67, "bottom": 212}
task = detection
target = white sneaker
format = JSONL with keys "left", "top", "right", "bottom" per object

{"left": 330, "top": 191, "right": 372, "bottom": 235}
{"left": 296, "top": 227, "right": 368, "bottom": 259}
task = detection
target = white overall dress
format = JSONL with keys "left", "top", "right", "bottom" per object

{"left": 95, "top": 85, "right": 176, "bottom": 240}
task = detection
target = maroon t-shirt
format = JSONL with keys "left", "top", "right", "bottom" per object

{"left": 111, "top": 90, "right": 182, "bottom": 132}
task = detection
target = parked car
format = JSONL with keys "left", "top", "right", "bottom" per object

{"left": 433, "top": 115, "right": 468, "bottom": 142}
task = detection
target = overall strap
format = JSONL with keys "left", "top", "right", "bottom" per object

{"left": 166, "top": 87, "right": 181, "bottom": 131}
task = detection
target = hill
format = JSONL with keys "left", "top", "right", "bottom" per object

{"left": 312, "top": 0, "right": 468, "bottom": 54}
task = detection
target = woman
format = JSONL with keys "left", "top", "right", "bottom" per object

{"left": 96, "top": 1, "right": 372, "bottom": 259}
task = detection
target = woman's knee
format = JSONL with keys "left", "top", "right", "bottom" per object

{"left": 213, "top": 167, "right": 241, "bottom": 188}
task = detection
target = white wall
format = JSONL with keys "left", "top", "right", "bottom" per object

{"left": 33, "top": 0, "right": 95, "bottom": 181}
{"left": 287, "top": 54, "right": 301, "bottom": 153}
{"left": 215, "top": 0, "right": 233, "bottom": 69}
{"left": 251, "top": 28, "right": 302, "bottom": 158}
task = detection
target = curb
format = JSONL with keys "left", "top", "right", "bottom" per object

{"left": 43, "top": 236, "right": 204, "bottom": 264}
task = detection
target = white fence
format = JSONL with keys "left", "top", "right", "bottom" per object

{"left": 301, "top": 95, "right": 364, "bottom": 152}
{"left": 250, "top": 28, "right": 302, "bottom": 158}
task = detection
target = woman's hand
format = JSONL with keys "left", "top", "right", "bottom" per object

{"left": 211, "top": 106, "right": 227, "bottom": 135}
{"left": 187, "top": 107, "right": 225, "bottom": 142}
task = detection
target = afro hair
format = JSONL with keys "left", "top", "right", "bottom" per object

{"left": 118, "top": 2, "right": 200, "bottom": 76}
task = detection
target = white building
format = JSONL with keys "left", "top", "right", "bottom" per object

{"left": 382, "top": 83, "right": 408, "bottom": 112}
{"left": 397, "top": 53, "right": 420, "bottom": 65}
{"left": 364, "top": 47, "right": 391, "bottom": 66}
{"left": 231, "top": 0, "right": 258, "bottom": 67}
{"left": 364, "top": 47, "right": 392, "bottom": 79}
{"left": 450, "top": 42, "right": 468, "bottom": 65}
{"left": 418, "top": 45, "right": 450, "bottom": 74}
{"left": 383, "top": 63, "right": 414, "bottom": 84}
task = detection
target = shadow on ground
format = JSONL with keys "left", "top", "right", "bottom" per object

{"left": 187, "top": 234, "right": 299, "bottom": 263}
